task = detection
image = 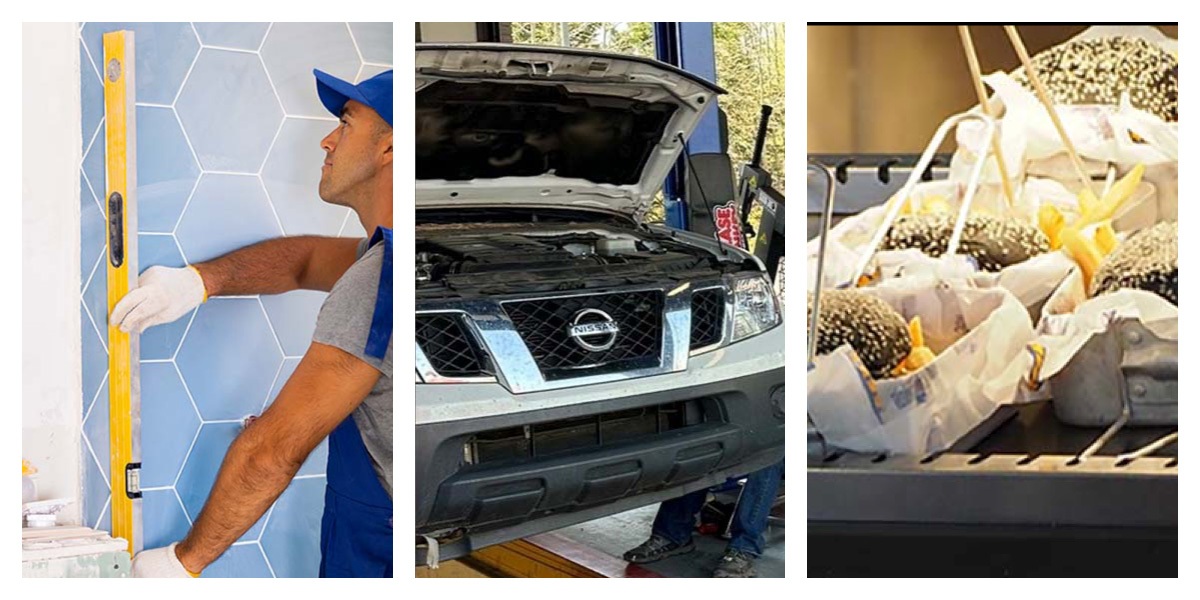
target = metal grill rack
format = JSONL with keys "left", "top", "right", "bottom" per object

{"left": 807, "top": 154, "right": 1178, "bottom": 576}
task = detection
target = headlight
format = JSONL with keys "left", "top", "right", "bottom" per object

{"left": 731, "top": 273, "right": 781, "bottom": 341}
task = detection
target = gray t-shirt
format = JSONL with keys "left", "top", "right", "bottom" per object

{"left": 311, "top": 238, "right": 393, "bottom": 498}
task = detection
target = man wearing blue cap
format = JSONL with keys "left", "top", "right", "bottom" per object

{"left": 125, "top": 69, "right": 393, "bottom": 578}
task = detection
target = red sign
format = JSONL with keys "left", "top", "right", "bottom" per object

{"left": 713, "top": 202, "right": 745, "bottom": 248}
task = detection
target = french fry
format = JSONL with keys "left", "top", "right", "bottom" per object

{"left": 1080, "top": 163, "right": 1145, "bottom": 227}
{"left": 1038, "top": 204, "right": 1065, "bottom": 250}
{"left": 908, "top": 316, "right": 925, "bottom": 347}
{"left": 1062, "top": 227, "right": 1104, "bottom": 291}
{"left": 1095, "top": 221, "right": 1118, "bottom": 256}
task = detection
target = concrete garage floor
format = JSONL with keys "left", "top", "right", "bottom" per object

{"left": 553, "top": 503, "right": 785, "bottom": 578}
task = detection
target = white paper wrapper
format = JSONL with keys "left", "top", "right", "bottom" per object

{"left": 950, "top": 26, "right": 1178, "bottom": 222}
{"left": 807, "top": 282, "right": 1034, "bottom": 455}
{"left": 806, "top": 178, "right": 1080, "bottom": 315}
{"left": 1026, "top": 269, "right": 1178, "bottom": 391}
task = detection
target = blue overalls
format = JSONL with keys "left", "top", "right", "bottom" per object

{"left": 318, "top": 226, "right": 393, "bottom": 578}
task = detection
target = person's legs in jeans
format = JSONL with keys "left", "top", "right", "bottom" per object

{"left": 726, "top": 460, "right": 784, "bottom": 556}
{"left": 650, "top": 487, "right": 709, "bottom": 545}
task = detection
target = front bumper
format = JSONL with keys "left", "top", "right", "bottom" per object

{"left": 415, "top": 365, "right": 784, "bottom": 560}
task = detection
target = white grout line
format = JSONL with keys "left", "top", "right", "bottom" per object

{"left": 261, "top": 360, "right": 286, "bottom": 411}
{"left": 171, "top": 175, "right": 203, "bottom": 238}
{"left": 188, "top": 21, "right": 201, "bottom": 47}
{"left": 140, "top": 485, "right": 174, "bottom": 492}
{"left": 79, "top": 35, "right": 103, "bottom": 85}
{"left": 141, "top": 358, "right": 173, "bottom": 364}
{"left": 354, "top": 62, "right": 365, "bottom": 84}
{"left": 285, "top": 114, "right": 337, "bottom": 122}
{"left": 82, "top": 116, "right": 105, "bottom": 177}
{"left": 345, "top": 22, "right": 365, "bottom": 64}
{"left": 80, "top": 293, "right": 109, "bottom": 354}
{"left": 171, "top": 423, "right": 203, "bottom": 491}
{"left": 257, "top": 115, "right": 287, "bottom": 177}
{"left": 337, "top": 209, "right": 353, "bottom": 237}
{"left": 256, "top": 503, "right": 277, "bottom": 542}
{"left": 257, "top": 52, "right": 288, "bottom": 122}
{"left": 203, "top": 170, "right": 258, "bottom": 176}
{"left": 137, "top": 102, "right": 173, "bottom": 109}
{"left": 231, "top": 540, "right": 257, "bottom": 547}
{"left": 79, "top": 167, "right": 99, "bottom": 212}
{"left": 362, "top": 61, "right": 391, "bottom": 68}
{"left": 174, "top": 487, "right": 194, "bottom": 526}
{"left": 291, "top": 474, "right": 326, "bottom": 480}
{"left": 172, "top": 234, "right": 190, "bottom": 266}
{"left": 204, "top": 419, "right": 246, "bottom": 424}
{"left": 82, "top": 430, "right": 111, "bottom": 492}
{"left": 256, "top": 295, "right": 289, "bottom": 360}
{"left": 256, "top": 174, "right": 288, "bottom": 237}
{"left": 172, "top": 45, "right": 203, "bottom": 108}
{"left": 81, "top": 243, "right": 103, "bottom": 294}
{"left": 82, "top": 370, "right": 110, "bottom": 425}
{"left": 214, "top": 294, "right": 259, "bottom": 300}
{"left": 259, "top": 541, "right": 278, "bottom": 578}
{"left": 199, "top": 44, "right": 259, "bottom": 55}
{"left": 140, "top": 232, "right": 174, "bottom": 236}
{"left": 257, "top": 22, "right": 273, "bottom": 54}
{"left": 172, "top": 307, "right": 199, "bottom": 361}
{"left": 96, "top": 495, "right": 112, "bottom": 529}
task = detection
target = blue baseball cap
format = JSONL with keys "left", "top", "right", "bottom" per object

{"left": 313, "top": 68, "right": 392, "bottom": 128}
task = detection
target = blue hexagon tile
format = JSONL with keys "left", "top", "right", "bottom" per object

{"left": 348, "top": 23, "right": 392, "bottom": 64}
{"left": 341, "top": 215, "right": 368, "bottom": 239}
{"left": 176, "top": 298, "right": 283, "bottom": 420}
{"left": 193, "top": 23, "right": 270, "bottom": 51}
{"left": 142, "top": 489, "right": 192, "bottom": 550}
{"left": 136, "top": 106, "right": 200, "bottom": 232}
{"left": 260, "top": 291, "right": 327, "bottom": 357}
{"left": 81, "top": 22, "right": 200, "bottom": 106}
{"left": 203, "top": 544, "right": 273, "bottom": 578}
{"left": 261, "top": 118, "right": 348, "bottom": 236}
{"left": 138, "top": 235, "right": 192, "bottom": 360}
{"left": 83, "top": 379, "right": 111, "bottom": 481}
{"left": 176, "top": 423, "right": 270, "bottom": 543}
{"left": 259, "top": 477, "right": 325, "bottom": 578}
{"left": 81, "top": 172, "right": 105, "bottom": 287}
{"left": 82, "top": 440, "right": 110, "bottom": 529}
{"left": 83, "top": 261, "right": 108, "bottom": 342}
{"left": 82, "top": 126, "right": 106, "bottom": 208}
{"left": 79, "top": 40, "right": 103, "bottom": 150}
{"left": 261, "top": 23, "right": 360, "bottom": 118}
{"left": 176, "top": 50, "right": 283, "bottom": 172}
{"left": 175, "top": 174, "right": 283, "bottom": 264}
{"left": 356, "top": 63, "right": 390, "bottom": 84}
{"left": 81, "top": 303, "right": 108, "bottom": 407}
{"left": 140, "top": 363, "right": 201, "bottom": 488}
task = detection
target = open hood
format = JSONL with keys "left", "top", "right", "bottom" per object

{"left": 416, "top": 43, "right": 724, "bottom": 221}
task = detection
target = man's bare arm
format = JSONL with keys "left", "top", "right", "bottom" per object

{"left": 194, "top": 236, "right": 362, "bottom": 296}
{"left": 173, "top": 341, "right": 381, "bottom": 573}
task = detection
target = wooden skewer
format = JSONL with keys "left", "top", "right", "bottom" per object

{"left": 1003, "top": 25, "right": 1096, "bottom": 198}
{"left": 958, "top": 25, "right": 1016, "bottom": 210}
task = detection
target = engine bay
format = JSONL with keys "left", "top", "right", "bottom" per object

{"left": 417, "top": 224, "right": 749, "bottom": 298}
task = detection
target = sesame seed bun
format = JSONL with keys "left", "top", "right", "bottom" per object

{"left": 1092, "top": 220, "right": 1177, "bottom": 305}
{"left": 808, "top": 289, "right": 912, "bottom": 379}
{"left": 882, "top": 214, "right": 1050, "bottom": 272}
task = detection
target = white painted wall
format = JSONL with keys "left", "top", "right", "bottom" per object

{"left": 22, "top": 22, "right": 83, "bottom": 526}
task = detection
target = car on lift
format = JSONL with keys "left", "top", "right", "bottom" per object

{"left": 415, "top": 43, "right": 785, "bottom": 562}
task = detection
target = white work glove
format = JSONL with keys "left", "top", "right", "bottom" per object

{"left": 111, "top": 265, "right": 208, "bottom": 334}
{"left": 131, "top": 542, "right": 199, "bottom": 578}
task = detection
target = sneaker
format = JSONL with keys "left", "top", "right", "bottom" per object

{"left": 712, "top": 549, "right": 757, "bottom": 578}
{"left": 622, "top": 534, "right": 695, "bottom": 564}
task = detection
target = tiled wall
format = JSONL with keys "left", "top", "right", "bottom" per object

{"left": 78, "top": 22, "right": 392, "bottom": 578}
